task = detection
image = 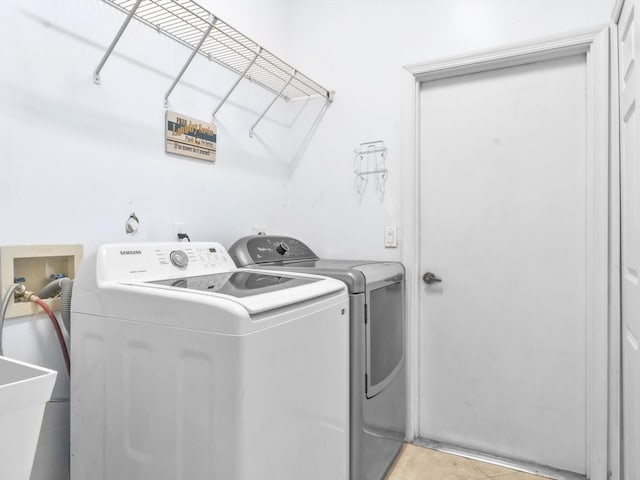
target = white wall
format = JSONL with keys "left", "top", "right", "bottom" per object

{"left": 284, "top": 0, "right": 614, "bottom": 260}
{"left": 0, "top": 0, "right": 301, "bottom": 254}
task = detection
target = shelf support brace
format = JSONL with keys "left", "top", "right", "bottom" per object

{"left": 94, "top": 0, "right": 143, "bottom": 85}
{"left": 249, "top": 69, "right": 296, "bottom": 137}
{"left": 212, "top": 48, "right": 262, "bottom": 120}
{"left": 164, "top": 17, "right": 216, "bottom": 108}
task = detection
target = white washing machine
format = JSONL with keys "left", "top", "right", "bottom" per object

{"left": 70, "top": 242, "right": 349, "bottom": 480}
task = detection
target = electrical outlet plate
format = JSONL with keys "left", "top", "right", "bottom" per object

{"left": 172, "top": 222, "right": 186, "bottom": 240}
{"left": 0, "top": 244, "right": 83, "bottom": 319}
{"left": 384, "top": 226, "right": 398, "bottom": 248}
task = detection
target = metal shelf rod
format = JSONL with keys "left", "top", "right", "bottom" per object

{"left": 355, "top": 147, "right": 387, "bottom": 155}
{"left": 249, "top": 70, "right": 295, "bottom": 137}
{"left": 164, "top": 17, "right": 215, "bottom": 108}
{"left": 212, "top": 48, "right": 261, "bottom": 119}
{"left": 94, "top": 0, "right": 143, "bottom": 84}
{"left": 355, "top": 169, "right": 389, "bottom": 176}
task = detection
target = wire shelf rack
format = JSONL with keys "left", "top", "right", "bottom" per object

{"left": 353, "top": 141, "right": 388, "bottom": 201}
{"left": 99, "top": 0, "right": 332, "bottom": 102}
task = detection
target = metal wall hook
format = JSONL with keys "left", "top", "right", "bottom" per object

{"left": 355, "top": 174, "right": 368, "bottom": 196}
{"left": 353, "top": 141, "right": 388, "bottom": 200}
{"left": 125, "top": 212, "right": 139, "bottom": 235}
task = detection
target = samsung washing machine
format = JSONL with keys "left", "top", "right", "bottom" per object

{"left": 70, "top": 242, "right": 349, "bottom": 480}
{"left": 228, "top": 235, "right": 406, "bottom": 480}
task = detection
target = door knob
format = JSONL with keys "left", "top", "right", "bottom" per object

{"left": 423, "top": 272, "right": 442, "bottom": 285}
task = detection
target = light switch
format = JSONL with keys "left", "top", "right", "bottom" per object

{"left": 385, "top": 226, "right": 398, "bottom": 248}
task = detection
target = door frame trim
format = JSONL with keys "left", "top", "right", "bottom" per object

{"left": 608, "top": 14, "right": 622, "bottom": 480}
{"left": 401, "top": 26, "right": 613, "bottom": 480}
{"left": 612, "top": 0, "right": 624, "bottom": 23}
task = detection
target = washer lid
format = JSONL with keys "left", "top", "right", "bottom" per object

{"left": 147, "top": 271, "right": 317, "bottom": 298}
{"left": 134, "top": 269, "right": 341, "bottom": 315}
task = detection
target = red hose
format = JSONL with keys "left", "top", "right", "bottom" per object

{"left": 33, "top": 297, "right": 70, "bottom": 375}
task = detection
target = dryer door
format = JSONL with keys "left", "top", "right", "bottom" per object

{"left": 365, "top": 279, "right": 404, "bottom": 399}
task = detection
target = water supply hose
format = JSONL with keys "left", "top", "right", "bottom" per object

{"left": 21, "top": 290, "right": 70, "bottom": 375}
{"left": 1, "top": 282, "right": 71, "bottom": 374}
{"left": 33, "top": 298, "right": 70, "bottom": 375}
{"left": 0, "top": 283, "right": 22, "bottom": 356}
{"left": 37, "top": 277, "right": 74, "bottom": 334}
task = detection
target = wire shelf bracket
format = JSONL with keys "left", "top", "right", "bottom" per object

{"left": 164, "top": 16, "right": 215, "bottom": 108}
{"left": 212, "top": 47, "right": 261, "bottom": 120}
{"left": 249, "top": 69, "right": 295, "bottom": 137}
{"left": 96, "top": 0, "right": 335, "bottom": 115}
{"left": 94, "top": 0, "right": 143, "bottom": 85}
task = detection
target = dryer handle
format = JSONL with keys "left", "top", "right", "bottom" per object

{"left": 385, "top": 274, "right": 404, "bottom": 284}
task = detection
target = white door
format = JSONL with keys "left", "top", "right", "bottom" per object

{"left": 618, "top": 2, "right": 640, "bottom": 478}
{"left": 419, "top": 55, "right": 588, "bottom": 473}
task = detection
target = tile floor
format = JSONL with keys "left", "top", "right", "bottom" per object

{"left": 385, "top": 444, "right": 551, "bottom": 480}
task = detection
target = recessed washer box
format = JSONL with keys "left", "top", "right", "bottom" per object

{"left": 0, "top": 244, "right": 83, "bottom": 319}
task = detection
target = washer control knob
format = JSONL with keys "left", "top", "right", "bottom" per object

{"left": 275, "top": 242, "right": 289, "bottom": 255}
{"left": 169, "top": 250, "right": 189, "bottom": 268}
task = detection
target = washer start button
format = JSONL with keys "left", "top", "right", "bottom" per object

{"left": 169, "top": 250, "right": 189, "bottom": 268}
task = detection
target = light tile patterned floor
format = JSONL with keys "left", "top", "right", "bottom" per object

{"left": 386, "top": 444, "right": 551, "bottom": 480}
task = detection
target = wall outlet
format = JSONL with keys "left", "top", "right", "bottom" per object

{"left": 384, "top": 226, "right": 398, "bottom": 248}
{"left": 172, "top": 222, "right": 187, "bottom": 240}
{"left": 0, "top": 244, "right": 83, "bottom": 319}
{"left": 253, "top": 226, "right": 267, "bottom": 236}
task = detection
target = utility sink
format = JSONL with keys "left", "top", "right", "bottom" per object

{"left": 0, "top": 356, "right": 57, "bottom": 480}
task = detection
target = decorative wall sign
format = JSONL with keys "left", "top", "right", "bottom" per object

{"left": 165, "top": 111, "right": 217, "bottom": 162}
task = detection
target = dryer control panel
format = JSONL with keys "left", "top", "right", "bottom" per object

{"left": 97, "top": 242, "right": 235, "bottom": 283}
{"left": 229, "top": 235, "right": 318, "bottom": 266}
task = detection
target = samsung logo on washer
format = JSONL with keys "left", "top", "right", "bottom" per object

{"left": 120, "top": 250, "right": 142, "bottom": 255}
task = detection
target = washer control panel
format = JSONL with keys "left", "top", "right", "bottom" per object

{"left": 169, "top": 250, "right": 189, "bottom": 268}
{"left": 97, "top": 242, "right": 235, "bottom": 282}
